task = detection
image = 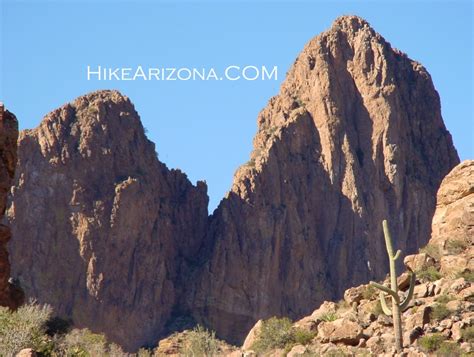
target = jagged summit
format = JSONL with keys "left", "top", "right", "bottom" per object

{"left": 7, "top": 90, "right": 209, "bottom": 351}
{"left": 192, "top": 14, "right": 459, "bottom": 343}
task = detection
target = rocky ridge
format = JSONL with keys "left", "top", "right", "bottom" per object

{"left": 6, "top": 15, "right": 460, "bottom": 352}
{"left": 0, "top": 104, "right": 23, "bottom": 309}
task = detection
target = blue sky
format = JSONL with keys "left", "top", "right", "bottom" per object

{"left": 2, "top": 0, "right": 473, "bottom": 212}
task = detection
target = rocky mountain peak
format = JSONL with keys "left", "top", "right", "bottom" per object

{"left": 193, "top": 16, "right": 459, "bottom": 343}
{"left": 6, "top": 16, "right": 460, "bottom": 351}
{"left": 7, "top": 91, "right": 209, "bottom": 351}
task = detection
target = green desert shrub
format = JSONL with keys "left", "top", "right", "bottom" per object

{"left": 371, "top": 300, "right": 384, "bottom": 317}
{"left": 251, "top": 317, "right": 315, "bottom": 353}
{"left": 181, "top": 325, "right": 220, "bottom": 357}
{"left": 419, "top": 333, "right": 462, "bottom": 356}
{"left": 456, "top": 269, "right": 474, "bottom": 283}
{"left": 325, "top": 347, "right": 350, "bottom": 357}
{"left": 437, "top": 341, "right": 462, "bottom": 357}
{"left": 435, "top": 294, "right": 454, "bottom": 304}
{"left": 336, "top": 299, "right": 350, "bottom": 310}
{"left": 251, "top": 317, "right": 294, "bottom": 352}
{"left": 417, "top": 266, "right": 442, "bottom": 282}
{"left": 0, "top": 301, "right": 52, "bottom": 355}
{"left": 445, "top": 239, "right": 468, "bottom": 254}
{"left": 137, "top": 348, "right": 154, "bottom": 357}
{"left": 292, "top": 328, "right": 316, "bottom": 346}
{"left": 418, "top": 333, "right": 446, "bottom": 352}
{"left": 430, "top": 303, "right": 452, "bottom": 321}
{"left": 420, "top": 243, "right": 441, "bottom": 261}
{"left": 362, "top": 285, "right": 377, "bottom": 300}
{"left": 462, "top": 325, "right": 474, "bottom": 342}
{"left": 55, "top": 328, "right": 109, "bottom": 356}
{"left": 319, "top": 311, "right": 338, "bottom": 322}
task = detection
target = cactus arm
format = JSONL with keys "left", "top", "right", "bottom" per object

{"left": 370, "top": 281, "right": 400, "bottom": 303}
{"left": 382, "top": 220, "right": 399, "bottom": 294}
{"left": 393, "top": 250, "right": 401, "bottom": 261}
{"left": 400, "top": 272, "right": 416, "bottom": 311}
{"left": 382, "top": 220, "right": 395, "bottom": 258}
{"left": 379, "top": 292, "right": 392, "bottom": 315}
{"left": 380, "top": 220, "right": 404, "bottom": 353}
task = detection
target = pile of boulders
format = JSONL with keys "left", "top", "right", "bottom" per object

{"left": 239, "top": 246, "right": 472, "bottom": 356}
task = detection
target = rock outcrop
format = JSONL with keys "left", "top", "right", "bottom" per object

{"left": 429, "top": 160, "right": 473, "bottom": 250}
{"left": 155, "top": 160, "right": 472, "bottom": 356}
{"left": 235, "top": 160, "right": 473, "bottom": 356}
{"left": 6, "top": 15, "right": 460, "bottom": 352}
{"left": 189, "top": 15, "right": 459, "bottom": 342}
{"left": 6, "top": 91, "right": 209, "bottom": 351}
{"left": 0, "top": 104, "right": 22, "bottom": 309}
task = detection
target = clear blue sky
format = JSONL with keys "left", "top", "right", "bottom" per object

{"left": 2, "top": 0, "right": 473, "bottom": 212}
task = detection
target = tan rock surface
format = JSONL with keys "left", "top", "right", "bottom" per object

{"left": 7, "top": 91, "right": 209, "bottom": 351}
{"left": 317, "top": 318, "right": 363, "bottom": 345}
{"left": 190, "top": 15, "right": 458, "bottom": 342}
{"left": 0, "top": 104, "right": 23, "bottom": 309}
{"left": 430, "top": 160, "right": 474, "bottom": 249}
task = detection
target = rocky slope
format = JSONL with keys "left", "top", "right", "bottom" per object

{"left": 189, "top": 15, "right": 459, "bottom": 343}
{"left": 157, "top": 160, "right": 474, "bottom": 356}
{"left": 0, "top": 104, "right": 23, "bottom": 309}
{"left": 6, "top": 15, "right": 460, "bottom": 352}
{"left": 6, "top": 91, "right": 209, "bottom": 351}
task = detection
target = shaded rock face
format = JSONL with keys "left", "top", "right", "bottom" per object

{"left": 7, "top": 91, "right": 209, "bottom": 351}
{"left": 157, "top": 161, "right": 473, "bottom": 356}
{"left": 189, "top": 15, "right": 459, "bottom": 343}
{"left": 0, "top": 104, "right": 22, "bottom": 309}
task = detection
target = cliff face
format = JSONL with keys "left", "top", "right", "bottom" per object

{"left": 0, "top": 104, "right": 22, "bottom": 309}
{"left": 6, "top": 91, "right": 209, "bottom": 350}
{"left": 6, "top": 15, "right": 460, "bottom": 352}
{"left": 429, "top": 160, "right": 474, "bottom": 250}
{"left": 189, "top": 16, "right": 459, "bottom": 342}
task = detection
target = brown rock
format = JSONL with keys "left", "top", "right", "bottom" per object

{"left": 344, "top": 285, "right": 366, "bottom": 305}
{"left": 398, "top": 272, "right": 413, "bottom": 291}
{"left": 429, "top": 160, "right": 473, "bottom": 249}
{"left": 366, "top": 336, "right": 384, "bottom": 354}
{"left": 311, "top": 301, "right": 337, "bottom": 319}
{"left": 317, "top": 318, "right": 363, "bottom": 345}
{"left": 15, "top": 349, "right": 37, "bottom": 357}
{"left": 403, "top": 253, "right": 435, "bottom": 273}
{"left": 446, "top": 299, "right": 463, "bottom": 312}
{"left": 287, "top": 345, "right": 307, "bottom": 356}
{"left": 7, "top": 91, "right": 209, "bottom": 351}
{"left": 405, "top": 326, "right": 423, "bottom": 345}
{"left": 0, "top": 104, "right": 23, "bottom": 309}
{"left": 191, "top": 15, "right": 458, "bottom": 343}
{"left": 404, "top": 306, "right": 431, "bottom": 331}
{"left": 413, "top": 283, "right": 430, "bottom": 299}
{"left": 440, "top": 255, "right": 469, "bottom": 276}
{"left": 241, "top": 319, "right": 262, "bottom": 350}
{"left": 459, "top": 285, "right": 474, "bottom": 301}
{"left": 293, "top": 314, "right": 320, "bottom": 332}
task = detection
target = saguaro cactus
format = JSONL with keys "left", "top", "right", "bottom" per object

{"left": 370, "top": 220, "right": 415, "bottom": 353}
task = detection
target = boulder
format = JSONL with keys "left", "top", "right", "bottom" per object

{"left": 242, "top": 320, "right": 262, "bottom": 350}
{"left": 404, "top": 253, "right": 435, "bottom": 273}
{"left": 317, "top": 318, "right": 363, "bottom": 345}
